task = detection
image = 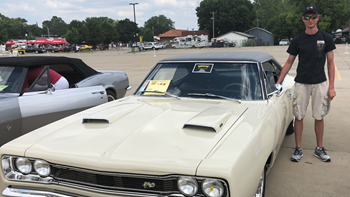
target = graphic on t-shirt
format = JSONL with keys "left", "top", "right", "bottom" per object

{"left": 317, "top": 40, "right": 325, "bottom": 52}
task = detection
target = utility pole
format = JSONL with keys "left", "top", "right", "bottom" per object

{"left": 129, "top": 3, "right": 138, "bottom": 23}
{"left": 210, "top": 11, "right": 216, "bottom": 38}
{"left": 256, "top": 18, "right": 259, "bottom": 46}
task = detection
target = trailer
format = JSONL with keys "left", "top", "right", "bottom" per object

{"left": 171, "top": 35, "right": 209, "bottom": 48}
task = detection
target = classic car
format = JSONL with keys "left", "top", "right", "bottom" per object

{"left": 80, "top": 45, "right": 93, "bottom": 50}
{"left": 0, "top": 56, "right": 130, "bottom": 146}
{"left": 23, "top": 46, "right": 46, "bottom": 54}
{"left": 0, "top": 52, "right": 294, "bottom": 197}
{"left": 45, "top": 46, "right": 62, "bottom": 53}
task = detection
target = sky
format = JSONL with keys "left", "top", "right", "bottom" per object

{"left": 0, "top": 0, "right": 202, "bottom": 30}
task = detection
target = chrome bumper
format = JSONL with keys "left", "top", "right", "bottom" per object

{"left": 2, "top": 187, "right": 72, "bottom": 197}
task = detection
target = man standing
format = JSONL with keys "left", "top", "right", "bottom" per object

{"left": 276, "top": 6, "right": 336, "bottom": 162}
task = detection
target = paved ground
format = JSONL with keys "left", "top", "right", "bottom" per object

{"left": 6, "top": 46, "right": 350, "bottom": 196}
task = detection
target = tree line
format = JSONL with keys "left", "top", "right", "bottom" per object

{"left": 197, "top": 0, "right": 350, "bottom": 43}
{"left": 1, "top": 0, "right": 350, "bottom": 46}
{"left": 0, "top": 14, "right": 174, "bottom": 46}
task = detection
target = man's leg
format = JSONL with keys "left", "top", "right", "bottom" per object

{"left": 294, "top": 118, "right": 304, "bottom": 148}
{"left": 315, "top": 119, "right": 324, "bottom": 147}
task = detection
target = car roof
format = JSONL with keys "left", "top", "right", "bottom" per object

{"left": 0, "top": 56, "right": 98, "bottom": 77}
{"left": 159, "top": 51, "right": 277, "bottom": 63}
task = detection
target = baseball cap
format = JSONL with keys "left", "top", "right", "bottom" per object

{"left": 303, "top": 6, "right": 318, "bottom": 15}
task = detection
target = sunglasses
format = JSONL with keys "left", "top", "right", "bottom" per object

{"left": 303, "top": 15, "right": 318, "bottom": 20}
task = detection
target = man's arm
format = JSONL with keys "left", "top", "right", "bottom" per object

{"left": 326, "top": 50, "right": 336, "bottom": 100}
{"left": 276, "top": 54, "right": 296, "bottom": 84}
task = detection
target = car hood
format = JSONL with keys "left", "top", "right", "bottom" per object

{"left": 15, "top": 97, "right": 247, "bottom": 175}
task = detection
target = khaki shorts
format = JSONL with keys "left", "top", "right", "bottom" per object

{"left": 292, "top": 82, "right": 330, "bottom": 120}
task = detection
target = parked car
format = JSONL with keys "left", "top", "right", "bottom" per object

{"left": 23, "top": 46, "right": 46, "bottom": 54}
{"left": 211, "top": 41, "right": 235, "bottom": 47}
{"left": 279, "top": 39, "right": 290, "bottom": 45}
{"left": 61, "top": 45, "right": 72, "bottom": 52}
{"left": 45, "top": 46, "right": 62, "bottom": 53}
{"left": 0, "top": 52, "right": 294, "bottom": 197}
{"left": 81, "top": 45, "right": 93, "bottom": 50}
{"left": 0, "top": 56, "right": 130, "bottom": 146}
{"left": 143, "top": 42, "right": 162, "bottom": 50}
{"left": 159, "top": 43, "right": 168, "bottom": 48}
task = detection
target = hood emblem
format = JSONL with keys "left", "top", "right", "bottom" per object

{"left": 143, "top": 181, "right": 155, "bottom": 189}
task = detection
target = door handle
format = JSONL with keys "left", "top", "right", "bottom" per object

{"left": 287, "top": 93, "right": 293, "bottom": 98}
{"left": 92, "top": 91, "right": 105, "bottom": 95}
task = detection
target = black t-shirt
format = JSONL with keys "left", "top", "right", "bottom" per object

{"left": 287, "top": 30, "right": 336, "bottom": 84}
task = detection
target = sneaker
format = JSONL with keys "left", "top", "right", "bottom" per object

{"left": 291, "top": 147, "right": 303, "bottom": 162}
{"left": 314, "top": 147, "right": 331, "bottom": 162}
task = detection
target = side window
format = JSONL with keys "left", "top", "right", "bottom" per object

{"left": 262, "top": 61, "right": 277, "bottom": 94}
{"left": 28, "top": 67, "right": 50, "bottom": 92}
{"left": 49, "top": 64, "right": 85, "bottom": 87}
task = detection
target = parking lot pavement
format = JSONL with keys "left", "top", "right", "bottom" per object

{"left": 9, "top": 46, "right": 350, "bottom": 196}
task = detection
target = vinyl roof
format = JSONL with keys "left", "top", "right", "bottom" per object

{"left": 159, "top": 52, "right": 277, "bottom": 63}
{"left": 0, "top": 56, "right": 98, "bottom": 77}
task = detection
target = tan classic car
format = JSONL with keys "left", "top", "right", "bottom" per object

{"left": 0, "top": 52, "right": 294, "bottom": 197}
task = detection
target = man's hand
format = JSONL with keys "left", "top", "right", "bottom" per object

{"left": 328, "top": 88, "right": 336, "bottom": 100}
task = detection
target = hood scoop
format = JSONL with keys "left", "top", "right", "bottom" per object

{"left": 183, "top": 107, "right": 234, "bottom": 133}
{"left": 83, "top": 103, "right": 142, "bottom": 124}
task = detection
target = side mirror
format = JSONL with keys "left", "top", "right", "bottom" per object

{"left": 50, "top": 83, "right": 56, "bottom": 92}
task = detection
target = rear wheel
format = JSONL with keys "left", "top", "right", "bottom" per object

{"left": 255, "top": 167, "right": 266, "bottom": 197}
{"left": 286, "top": 118, "right": 295, "bottom": 135}
{"left": 35, "top": 51, "right": 38, "bottom": 54}
{"left": 107, "top": 90, "right": 117, "bottom": 102}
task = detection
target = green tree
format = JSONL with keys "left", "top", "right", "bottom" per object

{"left": 144, "top": 15, "right": 174, "bottom": 36}
{"left": 68, "top": 20, "right": 87, "bottom": 43}
{"left": 42, "top": 16, "right": 67, "bottom": 37}
{"left": 143, "top": 28, "right": 154, "bottom": 42}
{"left": 0, "top": 29, "right": 8, "bottom": 44}
{"left": 27, "top": 24, "right": 42, "bottom": 38}
{"left": 85, "top": 17, "right": 104, "bottom": 45}
{"left": 65, "top": 27, "right": 80, "bottom": 44}
{"left": 196, "top": 0, "right": 256, "bottom": 38}
{"left": 101, "top": 21, "right": 119, "bottom": 44}
{"left": 116, "top": 18, "right": 139, "bottom": 43}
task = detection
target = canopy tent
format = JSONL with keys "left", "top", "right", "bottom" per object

{"left": 33, "top": 39, "right": 51, "bottom": 44}
{"left": 21, "top": 40, "right": 35, "bottom": 44}
{"left": 4, "top": 41, "right": 15, "bottom": 45}
{"left": 50, "top": 39, "right": 68, "bottom": 45}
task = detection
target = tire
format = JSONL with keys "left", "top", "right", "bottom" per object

{"left": 286, "top": 118, "right": 295, "bottom": 135}
{"left": 107, "top": 90, "right": 117, "bottom": 102}
{"left": 255, "top": 167, "right": 266, "bottom": 197}
{"left": 35, "top": 51, "right": 38, "bottom": 54}
{"left": 51, "top": 50, "right": 55, "bottom": 53}
{"left": 87, "top": 48, "right": 90, "bottom": 51}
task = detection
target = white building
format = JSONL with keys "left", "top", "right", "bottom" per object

{"left": 212, "top": 31, "right": 255, "bottom": 47}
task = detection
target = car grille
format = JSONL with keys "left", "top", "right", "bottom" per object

{"left": 51, "top": 166, "right": 178, "bottom": 193}
{"left": 50, "top": 165, "right": 228, "bottom": 196}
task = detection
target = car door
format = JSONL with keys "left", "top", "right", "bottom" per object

{"left": 18, "top": 66, "right": 108, "bottom": 135}
{"left": 263, "top": 60, "right": 293, "bottom": 154}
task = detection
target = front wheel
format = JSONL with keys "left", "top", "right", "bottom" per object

{"left": 107, "top": 90, "right": 117, "bottom": 102}
{"left": 254, "top": 167, "right": 266, "bottom": 197}
{"left": 286, "top": 118, "right": 295, "bottom": 135}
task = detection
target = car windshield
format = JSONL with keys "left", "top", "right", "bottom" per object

{"left": 135, "top": 63, "right": 262, "bottom": 100}
{"left": 0, "top": 66, "right": 25, "bottom": 93}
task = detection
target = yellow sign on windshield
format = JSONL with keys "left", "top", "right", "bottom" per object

{"left": 144, "top": 80, "right": 171, "bottom": 95}
{"left": 0, "top": 85, "right": 9, "bottom": 91}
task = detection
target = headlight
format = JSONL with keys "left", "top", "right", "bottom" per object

{"left": 34, "top": 160, "right": 51, "bottom": 177}
{"left": 15, "top": 157, "right": 32, "bottom": 174}
{"left": 202, "top": 179, "right": 224, "bottom": 197}
{"left": 177, "top": 176, "right": 198, "bottom": 196}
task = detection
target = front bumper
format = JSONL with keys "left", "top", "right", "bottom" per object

{"left": 2, "top": 187, "right": 72, "bottom": 197}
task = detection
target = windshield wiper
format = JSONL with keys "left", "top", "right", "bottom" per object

{"left": 141, "top": 90, "right": 180, "bottom": 100}
{"left": 188, "top": 93, "right": 241, "bottom": 103}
